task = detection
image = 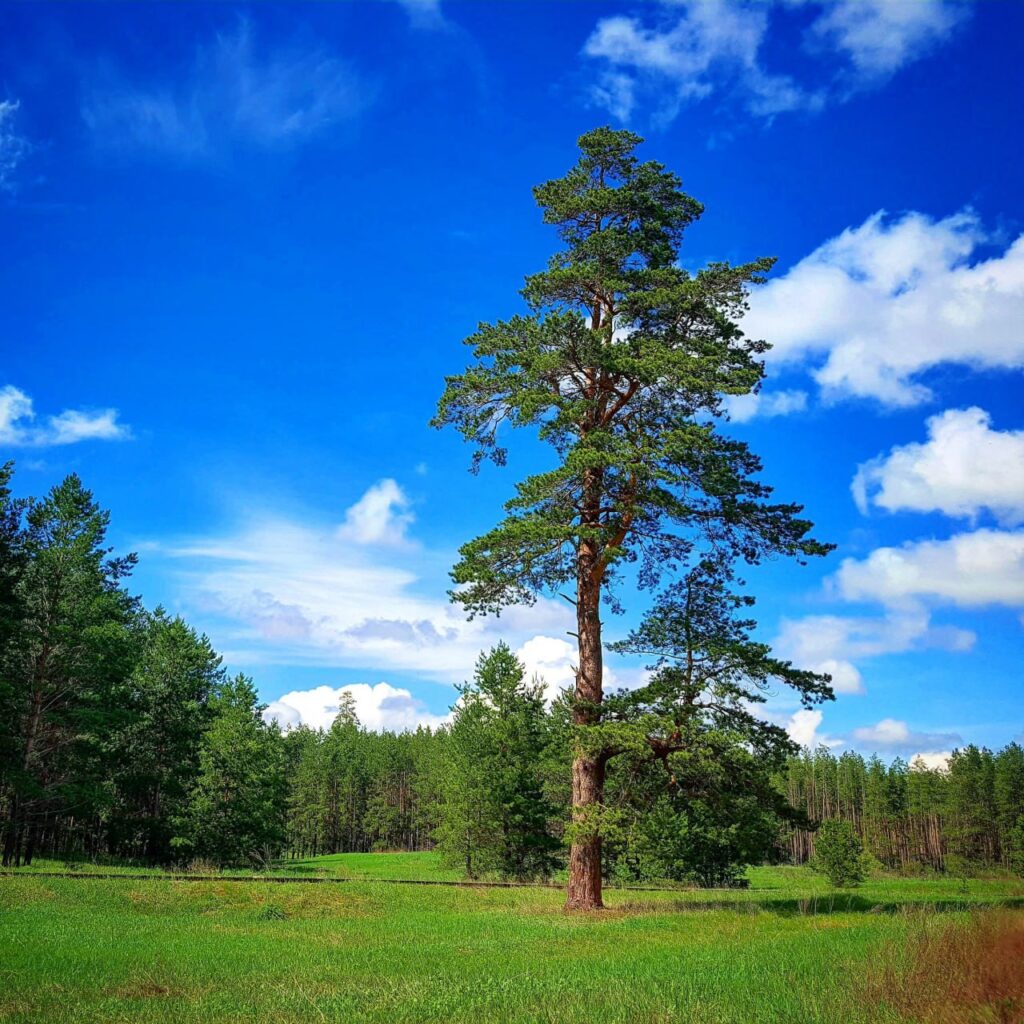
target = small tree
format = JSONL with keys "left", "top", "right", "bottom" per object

{"left": 813, "top": 819, "right": 866, "bottom": 887}
{"left": 434, "top": 644, "right": 560, "bottom": 879}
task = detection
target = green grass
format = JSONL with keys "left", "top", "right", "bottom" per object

{"left": 274, "top": 849, "right": 465, "bottom": 881}
{"left": 1, "top": 856, "right": 1022, "bottom": 1023}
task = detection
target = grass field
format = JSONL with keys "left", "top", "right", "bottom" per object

{"left": 2, "top": 854, "right": 1022, "bottom": 1023}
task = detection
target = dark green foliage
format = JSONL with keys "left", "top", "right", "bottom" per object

{"left": 433, "top": 125, "right": 829, "bottom": 619}
{"left": 172, "top": 675, "right": 286, "bottom": 867}
{"left": 432, "top": 644, "right": 560, "bottom": 879}
{"left": 433, "top": 126, "right": 832, "bottom": 906}
{"left": 2, "top": 473, "right": 140, "bottom": 866}
{"left": 813, "top": 819, "right": 866, "bottom": 888}
{"left": 108, "top": 610, "right": 225, "bottom": 862}
{"left": 596, "top": 556, "right": 828, "bottom": 886}
{"left": 606, "top": 737, "right": 800, "bottom": 888}
{"left": 783, "top": 744, "right": 1024, "bottom": 877}
{"left": 0, "top": 463, "right": 1018, "bottom": 885}
{"left": 281, "top": 712, "right": 439, "bottom": 859}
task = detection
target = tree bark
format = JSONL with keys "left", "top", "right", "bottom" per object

{"left": 566, "top": 752, "right": 604, "bottom": 909}
{"left": 566, "top": 477, "right": 605, "bottom": 910}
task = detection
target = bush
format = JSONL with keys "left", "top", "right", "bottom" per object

{"left": 813, "top": 819, "right": 866, "bottom": 887}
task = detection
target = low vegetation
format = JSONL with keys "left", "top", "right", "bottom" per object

{"left": 1, "top": 856, "right": 1021, "bottom": 1023}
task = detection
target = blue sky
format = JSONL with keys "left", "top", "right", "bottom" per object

{"left": 2, "top": 0, "right": 1022, "bottom": 757}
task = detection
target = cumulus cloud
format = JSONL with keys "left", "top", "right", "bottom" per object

{"left": 82, "top": 19, "right": 366, "bottom": 160}
{"left": 264, "top": 681, "right": 451, "bottom": 732}
{"left": 581, "top": 0, "right": 965, "bottom": 123}
{"left": 778, "top": 524, "right": 1023, "bottom": 699}
{"left": 745, "top": 211, "right": 1024, "bottom": 405}
{"left": 853, "top": 408, "right": 1024, "bottom": 525}
{"left": 337, "top": 479, "right": 415, "bottom": 547}
{"left": 786, "top": 708, "right": 833, "bottom": 749}
{"left": 0, "top": 100, "right": 30, "bottom": 192}
{"left": 516, "top": 635, "right": 577, "bottom": 698}
{"left": 724, "top": 388, "right": 808, "bottom": 423}
{"left": 835, "top": 529, "right": 1024, "bottom": 609}
{"left": 850, "top": 717, "right": 961, "bottom": 755}
{"left": 0, "top": 385, "right": 131, "bottom": 447}
{"left": 910, "top": 751, "right": 952, "bottom": 771}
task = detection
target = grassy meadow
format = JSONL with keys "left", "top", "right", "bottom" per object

{"left": 2, "top": 854, "right": 1023, "bottom": 1024}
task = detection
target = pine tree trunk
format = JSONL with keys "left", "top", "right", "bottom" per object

{"left": 566, "top": 506, "right": 605, "bottom": 911}
{"left": 566, "top": 753, "right": 604, "bottom": 909}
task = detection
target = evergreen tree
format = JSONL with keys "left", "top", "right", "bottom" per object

{"left": 2, "top": 475, "right": 139, "bottom": 866}
{"left": 434, "top": 644, "right": 560, "bottom": 879}
{"left": 108, "top": 610, "right": 225, "bottom": 862}
{"left": 0, "top": 463, "right": 29, "bottom": 830}
{"left": 173, "top": 675, "right": 286, "bottom": 867}
{"left": 601, "top": 557, "right": 827, "bottom": 885}
{"left": 434, "top": 127, "right": 829, "bottom": 908}
{"left": 813, "top": 819, "right": 866, "bottom": 888}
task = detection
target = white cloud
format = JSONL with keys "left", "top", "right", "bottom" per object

{"left": 835, "top": 529, "right": 1024, "bottom": 609}
{"left": 850, "top": 717, "right": 961, "bottom": 755}
{"left": 0, "top": 385, "right": 131, "bottom": 447}
{"left": 337, "top": 479, "right": 415, "bottom": 547}
{"left": 745, "top": 211, "right": 1024, "bottom": 405}
{"left": 775, "top": 604, "right": 974, "bottom": 696}
{"left": 515, "top": 634, "right": 649, "bottom": 701}
{"left": 583, "top": 1, "right": 817, "bottom": 121}
{"left": 853, "top": 408, "right": 1024, "bottom": 525}
{"left": 809, "top": 657, "right": 863, "bottom": 696}
{"left": 910, "top": 751, "right": 952, "bottom": 771}
{"left": 724, "top": 388, "right": 807, "bottom": 423}
{"left": 516, "top": 635, "right": 577, "bottom": 698}
{"left": 581, "top": 0, "right": 965, "bottom": 123}
{"left": 264, "top": 681, "right": 451, "bottom": 732}
{"left": 0, "top": 100, "right": 30, "bottom": 192}
{"left": 809, "top": 0, "right": 967, "bottom": 80}
{"left": 161, "top": 512, "right": 576, "bottom": 681}
{"left": 787, "top": 708, "right": 827, "bottom": 748}
{"left": 83, "top": 19, "right": 366, "bottom": 160}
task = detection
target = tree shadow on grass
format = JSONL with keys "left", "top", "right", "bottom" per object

{"left": 619, "top": 896, "right": 1024, "bottom": 916}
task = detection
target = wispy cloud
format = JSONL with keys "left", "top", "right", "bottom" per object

{"left": 0, "top": 385, "right": 131, "bottom": 447}
{"left": 724, "top": 388, "right": 807, "bottom": 423}
{"left": 82, "top": 19, "right": 368, "bottom": 161}
{"left": 394, "top": 0, "right": 447, "bottom": 31}
{"left": 157, "top": 499, "right": 578, "bottom": 682}
{"left": 582, "top": 0, "right": 967, "bottom": 124}
{"left": 0, "top": 100, "right": 31, "bottom": 191}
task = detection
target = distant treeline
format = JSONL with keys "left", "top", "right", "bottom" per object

{"left": 782, "top": 746, "right": 1024, "bottom": 874}
{"left": 2, "top": 466, "right": 1022, "bottom": 883}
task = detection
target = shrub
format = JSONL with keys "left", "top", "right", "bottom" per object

{"left": 813, "top": 819, "right": 866, "bottom": 887}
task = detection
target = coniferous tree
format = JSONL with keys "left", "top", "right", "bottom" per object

{"left": 108, "top": 610, "right": 225, "bottom": 862}
{"left": 433, "top": 644, "right": 560, "bottom": 879}
{"left": 435, "top": 127, "right": 830, "bottom": 908}
{"left": 173, "top": 675, "right": 286, "bottom": 866}
{"left": 2, "top": 475, "right": 139, "bottom": 866}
